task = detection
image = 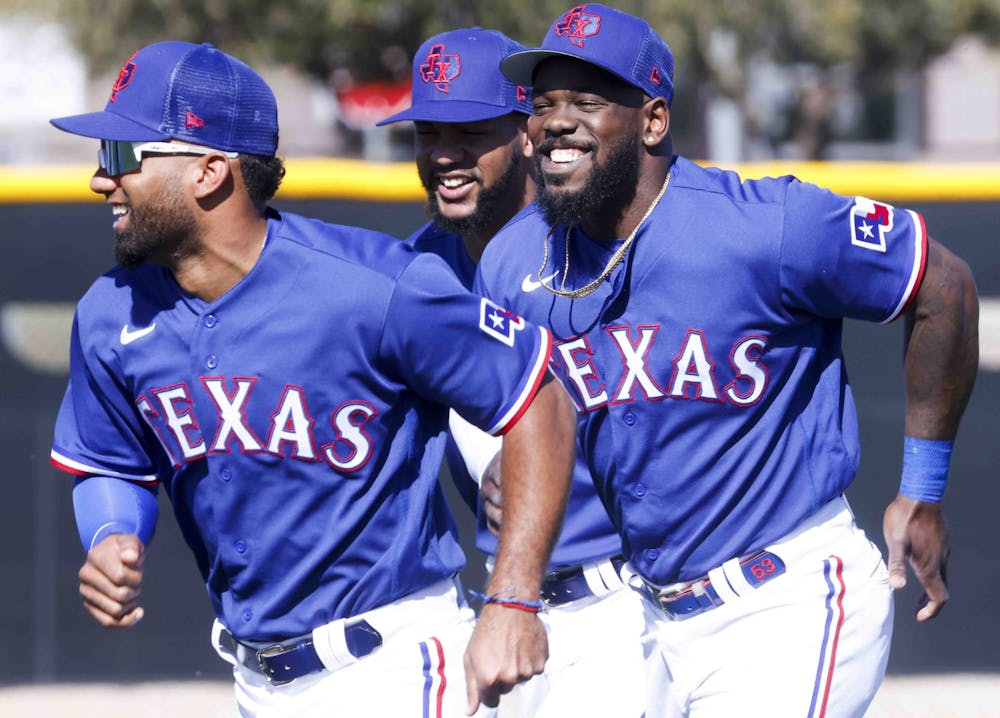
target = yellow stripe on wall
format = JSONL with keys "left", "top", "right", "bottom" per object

{"left": 1, "top": 158, "right": 998, "bottom": 204}
{"left": 714, "top": 161, "right": 1000, "bottom": 202}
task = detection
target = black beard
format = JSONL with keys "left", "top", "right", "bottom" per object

{"left": 535, "top": 133, "right": 640, "bottom": 232}
{"left": 425, "top": 144, "right": 521, "bottom": 239}
{"left": 114, "top": 184, "right": 197, "bottom": 268}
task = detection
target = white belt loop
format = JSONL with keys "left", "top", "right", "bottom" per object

{"left": 720, "top": 557, "right": 756, "bottom": 597}
{"left": 583, "top": 562, "right": 613, "bottom": 598}
{"left": 595, "top": 556, "right": 625, "bottom": 590}
{"left": 211, "top": 619, "right": 240, "bottom": 668}
{"left": 312, "top": 617, "right": 358, "bottom": 672}
{"left": 707, "top": 563, "right": 740, "bottom": 602}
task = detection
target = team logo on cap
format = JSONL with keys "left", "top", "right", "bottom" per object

{"left": 109, "top": 51, "right": 138, "bottom": 103}
{"left": 850, "top": 197, "right": 894, "bottom": 252}
{"left": 419, "top": 43, "right": 461, "bottom": 93}
{"left": 555, "top": 5, "right": 602, "bottom": 47}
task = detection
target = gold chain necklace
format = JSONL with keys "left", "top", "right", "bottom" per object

{"left": 537, "top": 170, "right": 671, "bottom": 299}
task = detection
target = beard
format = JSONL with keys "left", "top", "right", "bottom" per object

{"left": 535, "top": 133, "right": 640, "bottom": 231}
{"left": 423, "top": 143, "right": 521, "bottom": 239}
{"left": 114, "top": 181, "right": 198, "bottom": 268}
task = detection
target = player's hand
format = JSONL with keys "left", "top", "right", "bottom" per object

{"left": 882, "top": 493, "right": 949, "bottom": 621}
{"left": 463, "top": 603, "right": 548, "bottom": 715}
{"left": 480, "top": 454, "right": 503, "bottom": 538}
{"left": 78, "top": 533, "right": 146, "bottom": 628}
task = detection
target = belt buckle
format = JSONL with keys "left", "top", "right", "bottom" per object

{"left": 654, "top": 580, "right": 692, "bottom": 607}
{"left": 648, "top": 578, "right": 718, "bottom": 621}
{"left": 257, "top": 643, "right": 295, "bottom": 686}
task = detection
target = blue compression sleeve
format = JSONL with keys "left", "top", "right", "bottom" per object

{"left": 72, "top": 476, "right": 159, "bottom": 551}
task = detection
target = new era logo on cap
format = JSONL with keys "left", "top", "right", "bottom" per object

{"left": 378, "top": 28, "right": 531, "bottom": 126}
{"left": 51, "top": 41, "right": 279, "bottom": 156}
{"left": 501, "top": 3, "right": 675, "bottom": 106}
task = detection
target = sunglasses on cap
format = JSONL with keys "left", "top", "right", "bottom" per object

{"left": 98, "top": 140, "right": 239, "bottom": 177}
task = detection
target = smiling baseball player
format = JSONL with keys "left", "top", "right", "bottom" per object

{"left": 377, "top": 27, "right": 647, "bottom": 718}
{"left": 47, "top": 40, "right": 576, "bottom": 717}
{"left": 475, "top": 4, "right": 979, "bottom": 717}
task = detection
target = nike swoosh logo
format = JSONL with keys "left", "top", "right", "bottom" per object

{"left": 120, "top": 323, "right": 156, "bottom": 345}
{"left": 521, "top": 271, "right": 559, "bottom": 293}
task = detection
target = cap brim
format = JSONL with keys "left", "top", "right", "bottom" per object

{"left": 500, "top": 49, "right": 580, "bottom": 87}
{"left": 49, "top": 109, "right": 171, "bottom": 142}
{"left": 376, "top": 100, "right": 525, "bottom": 127}
{"left": 501, "top": 48, "right": 643, "bottom": 97}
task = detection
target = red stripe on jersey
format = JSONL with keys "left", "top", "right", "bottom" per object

{"left": 887, "top": 210, "right": 929, "bottom": 322}
{"left": 49, "top": 456, "right": 91, "bottom": 476}
{"left": 497, "top": 328, "right": 554, "bottom": 436}
{"left": 50, "top": 451, "right": 159, "bottom": 484}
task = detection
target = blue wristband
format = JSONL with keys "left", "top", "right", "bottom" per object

{"left": 900, "top": 437, "right": 953, "bottom": 503}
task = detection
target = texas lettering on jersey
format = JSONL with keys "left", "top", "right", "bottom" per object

{"left": 135, "top": 377, "right": 377, "bottom": 474}
{"left": 552, "top": 324, "right": 768, "bottom": 411}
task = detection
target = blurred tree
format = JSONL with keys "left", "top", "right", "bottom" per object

{"left": 650, "top": 0, "right": 1000, "bottom": 158}
{"left": 36, "top": 0, "right": 572, "bottom": 83}
{"left": 34, "top": 0, "right": 1000, "bottom": 159}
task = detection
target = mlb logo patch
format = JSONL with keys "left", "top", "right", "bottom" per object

{"left": 479, "top": 297, "right": 525, "bottom": 347}
{"left": 850, "top": 197, "right": 894, "bottom": 252}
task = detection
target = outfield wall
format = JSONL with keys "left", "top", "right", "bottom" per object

{"left": 0, "top": 161, "right": 996, "bottom": 685}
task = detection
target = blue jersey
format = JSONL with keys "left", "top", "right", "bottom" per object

{"left": 476, "top": 157, "right": 927, "bottom": 585}
{"left": 405, "top": 223, "right": 483, "bottom": 512}
{"left": 408, "top": 220, "right": 622, "bottom": 567}
{"left": 407, "top": 222, "right": 479, "bottom": 291}
{"left": 52, "top": 210, "right": 552, "bottom": 642}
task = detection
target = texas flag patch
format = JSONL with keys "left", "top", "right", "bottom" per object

{"left": 479, "top": 297, "right": 525, "bottom": 347}
{"left": 850, "top": 196, "right": 894, "bottom": 253}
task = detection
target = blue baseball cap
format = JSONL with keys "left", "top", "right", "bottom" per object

{"left": 501, "top": 4, "right": 674, "bottom": 106}
{"left": 51, "top": 41, "right": 278, "bottom": 156}
{"left": 377, "top": 28, "right": 532, "bottom": 126}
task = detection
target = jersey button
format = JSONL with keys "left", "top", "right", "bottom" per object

{"left": 623, "top": 412, "right": 636, "bottom": 426}
{"left": 634, "top": 483, "right": 646, "bottom": 497}
{"left": 220, "top": 467, "right": 232, "bottom": 482}
{"left": 206, "top": 354, "right": 218, "bottom": 369}
{"left": 644, "top": 548, "right": 659, "bottom": 561}
{"left": 234, "top": 539, "right": 247, "bottom": 553}
{"left": 204, "top": 314, "right": 218, "bottom": 328}
{"left": 242, "top": 608, "right": 253, "bottom": 622}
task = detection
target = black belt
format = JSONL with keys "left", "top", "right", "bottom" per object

{"left": 218, "top": 619, "right": 383, "bottom": 685}
{"left": 540, "top": 555, "right": 626, "bottom": 607}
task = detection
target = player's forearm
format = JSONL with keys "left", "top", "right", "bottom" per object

{"left": 903, "top": 237, "right": 979, "bottom": 439}
{"left": 487, "top": 375, "right": 575, "bottom": 598}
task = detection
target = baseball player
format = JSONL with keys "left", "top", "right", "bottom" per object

{"left": 476, "top": 4, "right": 980, "bottom": 717}
{"left": 377, "top": 27, "right": 646, "bottom": 717}
{"left": 47, "top": 41, "right": 577, "bottom": 717}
